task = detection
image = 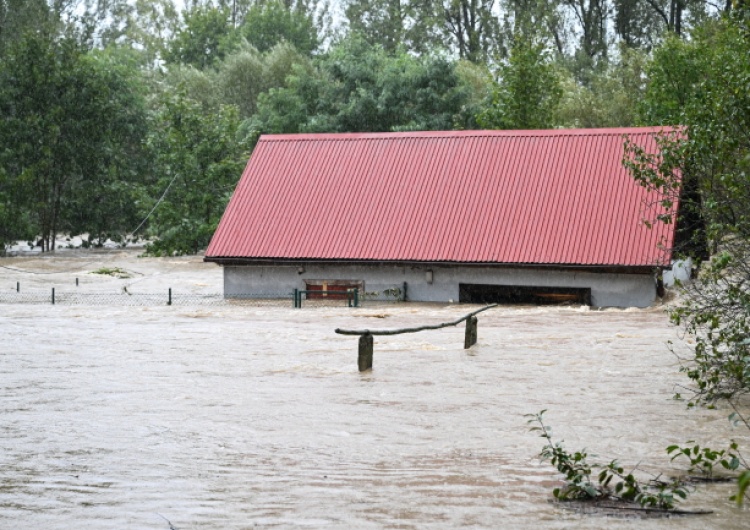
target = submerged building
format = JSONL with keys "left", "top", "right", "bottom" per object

{"left": 205, "top": 128, "right": 679, "bottom": 307}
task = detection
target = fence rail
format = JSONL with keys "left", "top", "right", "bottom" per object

{"left": 335, "top": 304, "right": 498, "bottom": 371}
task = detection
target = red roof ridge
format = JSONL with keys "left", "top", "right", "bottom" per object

{"left": 260, "top": 126, "right": 676, "bottom": 142}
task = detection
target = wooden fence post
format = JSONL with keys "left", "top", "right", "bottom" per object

{"left": 464, "top": 316, "right": 478, "bottom": 349}
{"left": 336, "top": 304, "right": 496, "bottom": 371}
{"left": 358, "top": 333, "right": 373, "bottom": 372}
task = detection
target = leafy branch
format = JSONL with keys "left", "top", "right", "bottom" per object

{"left": 527, "top": 410, "right": 691, "bottom": 510}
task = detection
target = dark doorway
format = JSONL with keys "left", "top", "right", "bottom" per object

{"left": 459, "top": 283, "right": 591, "bottom": 305}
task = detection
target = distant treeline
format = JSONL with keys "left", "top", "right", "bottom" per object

{"left": 0, "top": 0, "right": 747, "bottom": 255}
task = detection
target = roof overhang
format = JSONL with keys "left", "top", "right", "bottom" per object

{"left": 203, "top": 256, "right": 662, "bottom": 275}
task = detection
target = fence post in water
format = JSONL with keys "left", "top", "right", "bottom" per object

{"left": 76, "top": 277, "right": 79, "bottom": 287}
{"left": 168, "top": 288, "right": 172, "bottom": 306}
{"left": 358, "top": 332, "right": 373, "bottom": 371}
{"left": 51, "top": 288, "right": 55, "bottom": 305}
{"left": 293, "top": 288, "right": 299, "bottom": 308}
{"left": 16, "top": 282, "right": 19, "bottom": 293}
{"left": 464, "top": 316, "right": 478, "bottom": 349}
{"left": 403, "top": 282, "right": 407, "bottom": 301}
{"left": 354, "top": 288, "right": 359, "bottom": 308}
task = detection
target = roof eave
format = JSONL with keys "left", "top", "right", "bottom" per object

{"left": 203, "top": 256, "right": 664, "bottom": 274}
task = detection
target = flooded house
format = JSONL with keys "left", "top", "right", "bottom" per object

{"left": 204, "top": 128, "right": 679, "bottom": 307}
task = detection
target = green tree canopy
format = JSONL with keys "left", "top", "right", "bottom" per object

{"left": 143, "top": 92, "right": 252, "bottom": 256}
{"left": 477, "top": 37, "right": 562, "bottom": 130}
{"left": 240, "top": 0, "right": 319, "bottom": 55}
{"left": 252, "top": 39, "right": 470, "bottom": 134}
{"left": 165, "top": 5, "right": 236, "bottom": 69}
{"left": 0, "top": 29, "right": 149, "bottom": 250}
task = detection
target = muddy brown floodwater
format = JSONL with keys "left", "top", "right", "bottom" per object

{"left": 0, "top": 250, "right": 748, "bottom": 528}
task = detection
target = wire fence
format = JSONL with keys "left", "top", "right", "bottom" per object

{"left": 0, "top": 288, "right": 398, "bottom": 308}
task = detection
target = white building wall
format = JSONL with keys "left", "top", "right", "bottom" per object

{"left": 223, "top": 263, "right": 657, "bottom": 308}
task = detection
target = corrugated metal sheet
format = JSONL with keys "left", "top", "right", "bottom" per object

{"left": 206, "top": 128, "right": 679, "bottom": 267}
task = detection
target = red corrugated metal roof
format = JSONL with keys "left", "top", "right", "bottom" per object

{"left": 206, "top": 128, "right": 679, "bottom": 267}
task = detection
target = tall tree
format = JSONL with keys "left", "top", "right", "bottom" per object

{"left": 240, "top": 0, "right": 319, "bottom": 55}
{"left": 0, "top": 29, "right": 149, "bottom": 250}
{"left": 624, "top": 19, "right": 750, "bottom": 500}
{"left": 252, "top": 38, "right": 470, "bottom": 133}
{"left": 442, "top": 0, "right": 501, "bottom": 62}
{"left": 0, "top": 0, "right": 51, "bottom": 56}
{"left": 96, "top": 0, "right": 179, "bottom": 67}
{"left": 144, "top": 92, "right": 252, "bottom": 256}
{"left": 563, "top": 0, "right": 609, "bottom": 82}
{"left": 477, "top": 37, "right": 562, "bottom": 129}
{"left": 613, "top": 0, "right": 665, "bottom": 48}
{"left": 217, "top": 41, "right": 311, "bottom": 118}
{"left": 344, "top": 0, "right": 444, "bottom": 54}
{"left": 165, "top": 4, "right": 236, "bottom": 68}
{"left": 556, "top": 45, "right": 648, "bottom": 127}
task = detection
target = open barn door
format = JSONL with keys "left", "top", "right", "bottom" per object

{"left": 459, "top": 284, "right": 591, "bottom": 305}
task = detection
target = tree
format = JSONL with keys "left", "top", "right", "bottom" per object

{"left": 501, "top": 0, "right": 570, "bottom": 56}
{"left": 442, "top": 0, "right": 501, "bottom": 63}
{"left": 62, "top": 47, "right": 151, "bottom": 244}
{"left": 251, "top": 39, "right": 470, "bottom": 134}
{"left": 613, "top": 0, "right": 666, "bottom": 49}
{"left": 144, "top": 92, "right": 252, "bottom": 256}
{"left": 216, "top": 40, "right": 311, "bottom": 119}
{"left": 563, "top": 0, "right": 609, "bottom": 83}
{"left": 0, "top": 0, "right": 51, "bottom": 56}
{"left": 625, "top": 17, "right": 750, "bottom": 503}
{"left": 98, "top": 0, "right": 179, "bottom": 68}
{"left": 240, "top": 0, "right": 319, "bottom": 55}
{"left": 0, "top": 29, "right": 149, "bottom": 251}
{"left": 476, "top": 37, "right": 562, "bottom": 130}
{"left": 557, "top": 46, "right": 648, "bottom": 128}
{"left": 638, "top": 33, "right": 706, "bottom": 126}
{"left": 344, "top": 0, "right": 444, "bottom": 54}
{"left": 165, "top": 4, "right": 236, "bottom": 68}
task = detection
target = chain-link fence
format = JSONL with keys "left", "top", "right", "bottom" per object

{"left": 0, "top": 288, "right": 400, "bottom": 307}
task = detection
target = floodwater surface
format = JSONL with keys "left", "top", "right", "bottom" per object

{"left": 0, "top": 251, "right": 747, "bottom": 528}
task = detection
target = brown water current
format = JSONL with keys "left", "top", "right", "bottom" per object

{"left": 0, "top": 251, "right": 748, "bottom": 528}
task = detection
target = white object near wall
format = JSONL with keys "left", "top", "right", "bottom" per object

{"left": 663, "top": 258, "right": 693, "bottom": 287}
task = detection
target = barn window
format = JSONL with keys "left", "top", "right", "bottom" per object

{"left": 459, "top": 283, "right": 591, "bottom": 305}
{"left": 305, "top": 280, "right": 363, "bottom": 300}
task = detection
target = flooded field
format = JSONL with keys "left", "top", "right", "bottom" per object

{"left": 0, "top": 250, "right": 747, "bottom": 528}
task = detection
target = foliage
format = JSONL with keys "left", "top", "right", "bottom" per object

{"left": 667, "top": 439, "right": 746, "bottom": 480}
{"left": 91, "top": 267, "right": 131, "bottom": 278}
{"left": 344, "top": 0, "right": 444, "bottom": 54}
{"left": 476, "top": 37, "right": 562, "bottom": 130}
{"left": 63, "top": 47, "right": 151, "bottom": 244}
{"left": 165, "top": 5, "right": 236, "bottom": 69}
{"left": 252, "top": 39, "right": 470, "bottom": 134}
{"left": 628, "top": 20, "right": 750, "bottom": 407}
{"left": 240, "top": 0, "right": 319, "bottom": 56}
{"left": 215, "top": 41, "right": 312, "bottom": 119}
{"left": 527, "top": 411, "right": 690, "bottom": 509}
{"left": 626, "top": 17, "right": 750, "bottom": 505}
{"left": 638, "top": 34, "right": 707, "bottom": 126}
{"left": 0, "top": 28, "right": 149, "bottom": 251}
{"left": 143, "top": 91, "right": 252, "bottom": 256}
{"left": 557, "top": 46, "right": 648, "bottom": 128}
{"left": 442, "top": 0, "right": 502, "bottom": 63}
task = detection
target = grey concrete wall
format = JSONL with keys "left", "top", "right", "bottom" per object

{"left": 223, "top": 263, "right": 657, "bottom": 308}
